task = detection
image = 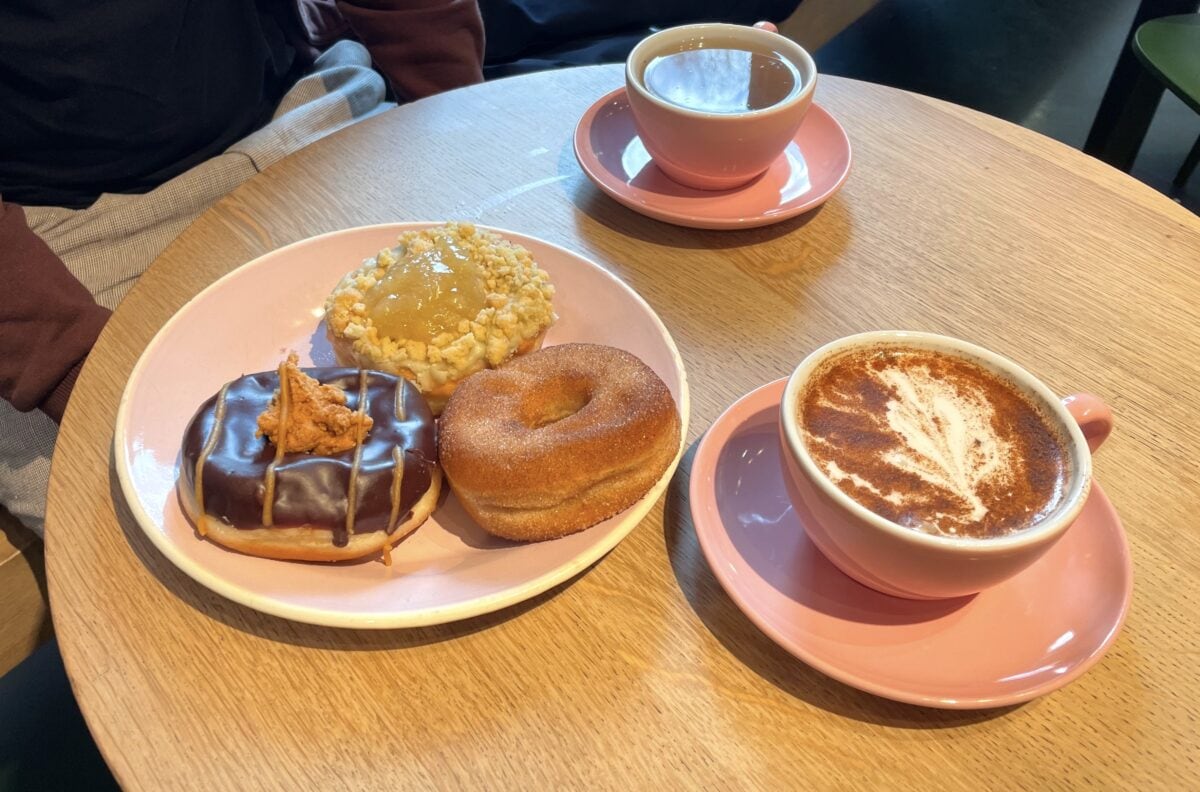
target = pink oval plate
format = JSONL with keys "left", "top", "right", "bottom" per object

{"left": 573, "top": 87, "right": 852, "bottom": 230}
{"left": 114, "top": 224, "right": 689, "bottom": 629}
{"left": 689, "top": 379, "right": 1132, "bottom": 709}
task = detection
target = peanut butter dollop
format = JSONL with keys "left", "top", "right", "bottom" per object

{"left": 256, "top": 353, "right": 373, "bottom": 455}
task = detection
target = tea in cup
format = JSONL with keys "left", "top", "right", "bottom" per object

{"left": 778, "top": 331, "right": 1113, "bottom": 600}
{"left": 625, "top": 23, "right": 818, "bottom": 190}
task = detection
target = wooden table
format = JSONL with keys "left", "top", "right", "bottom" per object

{"left": 47, "top": 65, "right": 1200, "bottom": 790}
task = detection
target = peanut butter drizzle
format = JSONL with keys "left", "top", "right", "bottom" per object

{"left": 382, "top": 473, "right": 439, "bottom": 567}
{"left": 193, "top": 383, "right": 231, "bottom": 537}
{"left": 384, "top": 384, "right": 407, "bottom": 560}
{"left": 387, "top": 446, "right": 406, "bottom": 534}
{"left": 344, "top": 370, "right": 370, "bottom": 541}
{"left": 262, "top": 361, "right": 293, "bottom": 527}
{"left": 394, "top": 384, "right": 407, "bottom": 423}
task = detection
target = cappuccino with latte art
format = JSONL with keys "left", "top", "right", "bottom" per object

{"left": 797, "top": 345, "right": 1072, "bottom": 539}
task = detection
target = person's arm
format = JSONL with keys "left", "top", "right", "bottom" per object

{"left": 0, "top": 201, "right": 111, "bottom": 423}
{"left": 336, "top": 0, "right": 485, "bottom": 101}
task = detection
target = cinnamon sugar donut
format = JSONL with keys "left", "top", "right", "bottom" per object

{"left": 438, "top": 343, "right": 681, "bottom": 541}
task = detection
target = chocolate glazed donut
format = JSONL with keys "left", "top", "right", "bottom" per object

{"left": 179, "top": 367, "right": 440, "bottom": 562}
{"left": 438, "top": 343, "right": 681, "bottom": 541}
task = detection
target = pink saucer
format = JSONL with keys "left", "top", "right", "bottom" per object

{"left": 573, "top": 88, "right": 852, "bottom": 230}
{"left": 689, "top": 379, "right": 1132, "bottom": 709}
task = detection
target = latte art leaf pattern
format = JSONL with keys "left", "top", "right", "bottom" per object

{"left": 799, "top": 346, "right": 1070, "bottom": 538}
{"left": 876, "top": 366, "right": 1012, "bottom": 525}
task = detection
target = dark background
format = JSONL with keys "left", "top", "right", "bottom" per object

{"left": 816, "top": 0, "right": 1199, "bottom": 212}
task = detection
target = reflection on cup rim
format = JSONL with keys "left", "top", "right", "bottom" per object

{"left": 625, "top": 22, "right": 818, "bottom": 121}
{"left": 779, "top": 330, "right": 1094, "bottom": 553}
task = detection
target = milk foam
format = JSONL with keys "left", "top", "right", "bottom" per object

{"left": 806, "top": 358, "right": 1022, "bottom": 533}
{"left": 874, "top": 365, "right": 1012, "bottom": 524}
{"left": 802, "top": 345, "right": 1072, "bottom": 537}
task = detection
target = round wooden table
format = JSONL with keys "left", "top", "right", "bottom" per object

{"left": 47, "top": 65, "right": 1200, "bottom": 789}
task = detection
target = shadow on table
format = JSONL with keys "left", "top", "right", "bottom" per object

{"left": 556, "top": 139, "right": 855, "bottom": 251}
{"left": 661, "top": 439, "right": 1021, "bottom": 728}
{"left": 560, "top": 152, "right": 854, "bottom": 364}
{"left": 564, "top": 173, "right": 831, "bottom": 250}
{"left": 107, "top": 459, "right": 587, "bottom": 653}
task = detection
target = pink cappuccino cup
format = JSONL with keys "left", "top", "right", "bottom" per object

{"left": 778, "top": 331, "right": 1114, "bottom": 600}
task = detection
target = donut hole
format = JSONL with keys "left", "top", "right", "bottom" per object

{"left": 520, "top": 378, "right": 593, "bottom": 429}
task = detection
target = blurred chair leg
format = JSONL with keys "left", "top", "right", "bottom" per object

{"left": 1085, "top": 68, "right": 1166, "bottom": 172}
{"left": 1174, "top": 133, "right": 1200, "bottom": 191}
{"left": 1084, "top": 0, "right": 1200, "bottom": 169}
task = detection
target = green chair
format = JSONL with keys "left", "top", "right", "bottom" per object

{"left": 1133, "top": 13, "right": 1200, "bottom": 190}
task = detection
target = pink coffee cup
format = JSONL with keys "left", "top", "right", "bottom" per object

{"left": 625, "top": 23, "right": 818, "bottom": 191}
{"left": 778, "top": 331, "right": 1114, "bottom": 600}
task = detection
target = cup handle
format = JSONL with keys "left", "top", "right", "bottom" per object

{"left": 753, "top": 21, "right": 779, "bottom": 33}
{"left": 1061, "top": 393, "right": 1113, "bottom": 453}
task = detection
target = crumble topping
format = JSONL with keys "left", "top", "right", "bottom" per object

{"left": 323, "top": 222, "right": 555, "bottom": 396}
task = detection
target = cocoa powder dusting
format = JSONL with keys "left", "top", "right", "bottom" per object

{"left": 798, "top": 345, "right": 1071, "bottom": 538}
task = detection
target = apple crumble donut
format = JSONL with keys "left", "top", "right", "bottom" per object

{"left": 323, "top": 222, "right": 555, "bottom": 414}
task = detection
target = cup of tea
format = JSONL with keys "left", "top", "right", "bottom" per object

{"left": 624, "top": 23, "right": 818, "bottom": 190}
{"left": 778, "top": 331, "right": 1113, "bottom": 600}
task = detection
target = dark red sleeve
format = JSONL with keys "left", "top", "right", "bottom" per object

{"left": 335, "top": 0, "right": 485, "bottom": 101}
{"left": 0, "top": 201, "right": 111, "bottom": 422}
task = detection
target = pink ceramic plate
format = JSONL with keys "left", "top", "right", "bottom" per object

{"left": 573, "top": 87, "right": 852, "bottom": 230}
{"left": 689, "top": 379, "right": 1132, "bottom": 709}
{"left": 115, "top": 224, "right": 689, "bottom": 629}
